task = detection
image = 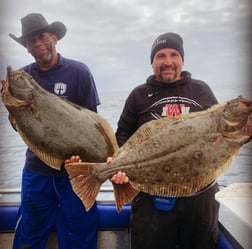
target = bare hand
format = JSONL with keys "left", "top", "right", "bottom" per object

{"left": 107, "top": 157, "right": 129, "bottom": 184}
{"left": 110, "top": 171, "right": 129, "bottom": 184}
{"left": 65, "top": 155, "right": 82, "bottom": 164}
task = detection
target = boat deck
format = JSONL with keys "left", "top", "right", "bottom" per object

{"left": 1, "top": 185, "right": 251, "bottom": 249}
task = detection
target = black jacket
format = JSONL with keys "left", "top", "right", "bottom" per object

{"left": 116, "top": 71, "right": 218, "bottom": 146}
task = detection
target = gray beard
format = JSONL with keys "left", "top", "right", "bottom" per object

{"left": 36, "top": 52, "right": 53, "bottom": 64}
{"left": 160, "top": 73, "right": 178, "bottom": 83}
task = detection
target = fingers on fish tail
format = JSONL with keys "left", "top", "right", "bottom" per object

{"left": 113, "top": 182, "right": 139, "bottom": 213}
{"left": 65, "top": 162, "right": 102, "bottom": 211}
{"left": 1, "top": 80, "right": 7, "bottom": 87}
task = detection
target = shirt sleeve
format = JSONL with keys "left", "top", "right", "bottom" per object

{"left": 77, "top": 65, "right": 101, "bottom": 112}
{"left": 115, "top": 91, "right": 138, "bottom": 146}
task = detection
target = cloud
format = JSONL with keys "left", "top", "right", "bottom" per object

{"left": 0, "top": 0, "right": 251, "bottom": 98}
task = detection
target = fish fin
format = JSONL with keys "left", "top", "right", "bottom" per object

{"left": 90, "top": 110, "right": 119, "bottom": 155}
{"left": 130, "top": 182, "right": 198, "bottom": 197}
{"left": 15, "top": 124, "right": 62, "bottom": 170}
{"left": 32, "top": 148, "right": 63, "bottom": 170}
{"left": 113, "top": 182, "right": 139, "bottom": 212}
{"left": 65, "top": 162, "right": 104, "bottom": 211}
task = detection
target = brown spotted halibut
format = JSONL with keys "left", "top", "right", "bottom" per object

{"left": 65, "top": 96, "right": 252, "bottom": 212}
{"left": 1, "top": 66, "right": 118, "bottom": 170}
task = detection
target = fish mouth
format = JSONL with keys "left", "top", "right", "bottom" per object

{"left": 244, "top": 114, "right": 252, "bottom": 137}
{"left": 225, "top": 116, "right": 248, "bottom": 128}
{"left": 223, "top": 96, "right": 252, "bottom": 131}
{"left": 0, "top": 80, "right": 7, "bottom": 93}
{"left": 1, "top": 66, "right": 34, "bottom": 109}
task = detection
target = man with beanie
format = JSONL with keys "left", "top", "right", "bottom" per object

{"left": 110, "top": 32, "right": 220, "bottom": 249}
{"left": 8, "top": 13, "right": 100, "bottom": 249}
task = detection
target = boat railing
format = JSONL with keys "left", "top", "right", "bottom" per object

{"left": 0, "top": 186, "right": 117, "bottom": 205}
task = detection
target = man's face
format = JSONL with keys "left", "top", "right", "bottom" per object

{"left": 25, "top": 32, "right": 57, "bottom": 64}
{"left": 152, "top": 48, "right": 183, "bottom": 83}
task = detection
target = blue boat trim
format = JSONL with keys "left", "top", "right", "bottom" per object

{"left": 1, "top": 188, "right": 251, "bottom": 248}
{"left": 0, "top": 204, "right": 236, "bottom": 249}
{"left": 0, "top": 204, "right": 131, "bottom": 231}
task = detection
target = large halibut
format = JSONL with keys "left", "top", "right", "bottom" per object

{"left": 1, "top": 66, "right": 118, "bottom": 170}
{"left": 65, "top": 96, "right": 252, "bottom": 212}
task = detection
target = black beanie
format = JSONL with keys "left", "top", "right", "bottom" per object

{"left": 150, "top": 32, "right": 184, "bottom": 63}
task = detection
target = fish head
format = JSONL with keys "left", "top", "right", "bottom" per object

{"left": 225, "top": 96, "right": 252, "bottom": 119}
{"left": 1, "top": 66, "right": 34, "bottom": 109}
{"left": 221, "top": 96, "right": 252, "bottom": 133}
{"left": 242, "top": 114, "right": 252, "bottom": 139}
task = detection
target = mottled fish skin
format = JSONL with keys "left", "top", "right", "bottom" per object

{"left": 65, "top": 96, "right": 252, "bottom": 212}
{"left": 1, "top": 66, "right": 119, "bottom": 170}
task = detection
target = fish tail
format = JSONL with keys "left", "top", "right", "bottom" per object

{"left": 113, "top": 182, "right": 139, "bottom": 212}
{"left": 65, "top": 162, "right": 103, "bottom": 211}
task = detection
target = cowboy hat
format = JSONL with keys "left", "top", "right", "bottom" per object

{"left": 9, "top": 13, "right": 67, "bottom": 47}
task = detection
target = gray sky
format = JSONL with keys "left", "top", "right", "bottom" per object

{"left": 0, "top": 0, "right": 251, "bottom": 96}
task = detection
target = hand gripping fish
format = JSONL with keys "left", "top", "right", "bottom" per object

{"left": 1, "top": 66, "right": 118, "bottom": 170}
{"left": 65, "top": 96, "right": 252, "bottom": 212}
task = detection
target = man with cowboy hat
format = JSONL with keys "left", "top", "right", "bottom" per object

{"left": 9, "top": 13, "right": 100, "bottom": 249}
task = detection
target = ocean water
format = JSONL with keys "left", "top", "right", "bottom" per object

{"left": 0, "top": 88, "right": 251, "bottom": 192}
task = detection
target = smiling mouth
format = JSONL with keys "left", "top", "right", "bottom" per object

{"left": 161, "top": 68, "right": 174, "bottom": 74}
{"left": 161, "top": 64, "right": 175, "bottom": 71}
{"left": 37, "top": 48, "right": 47, "bottom": 53}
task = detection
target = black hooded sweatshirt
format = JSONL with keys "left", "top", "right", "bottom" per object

{"left": 116, "top": 71, "right": 218, "bottom": 146}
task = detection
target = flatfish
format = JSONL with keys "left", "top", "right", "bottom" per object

{"left": 65, "top": 96, "right": 252, "bottom": 212}
{"left": 1, "top": 66, "right": 118, "bottom": 170}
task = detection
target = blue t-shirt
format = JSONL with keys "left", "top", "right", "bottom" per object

{"left": 23, "top": 54, "right": 100, "bottom": 176}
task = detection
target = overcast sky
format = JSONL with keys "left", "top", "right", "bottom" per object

{"left": 0, "top": 0, "right": 251, "bottom": 97}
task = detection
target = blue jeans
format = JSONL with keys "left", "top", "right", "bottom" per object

{"left": 12, "top": 168, "right": 98, "bottom": 249}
